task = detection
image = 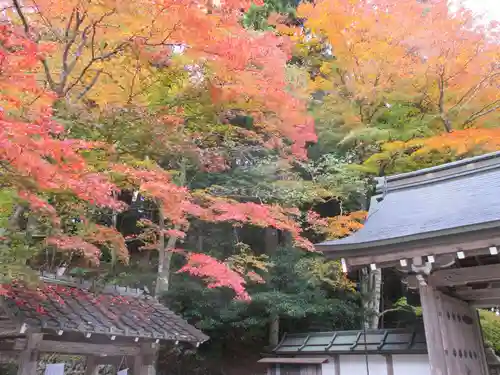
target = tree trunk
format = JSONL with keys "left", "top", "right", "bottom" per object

{"left": 269, "top": 314, "right": 280, "bottom": 347}
{"left": 154, "top": 221, "right": 179, "bottom": 297}
{"left": 154, "top": 159, "right": 186, "bottom": 297}
{"left": 265, "top": 227, "right": 281, "bottom": 346}
{"left": 264, "top": 227, "right": 279, "bottom": 254}
{"left": 361, "top": 267, "right": 382, "bottom": 329}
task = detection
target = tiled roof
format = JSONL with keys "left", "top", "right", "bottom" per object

{"left": 273, "top": 328, "right": 427, "bottom": 355}
{"left": 317, "top": 151, "right": 500, "bottom": 252}
{"left": 1, "top": 279, "right": 208, "bottom": 344}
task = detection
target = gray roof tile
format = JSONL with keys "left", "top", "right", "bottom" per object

{"left": 2, "top": 281, "right": 208, "bottom": 343}
{"left": 317, "top": 151, "right": 500, "bottom": 251}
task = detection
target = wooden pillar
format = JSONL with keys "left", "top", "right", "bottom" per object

{"left": 419, "top": 283, "right": 448, "bottom": 375}
{"left": 17, "top": 333, "right": 43, "bottom": 375}
{"left": 85, "top": 356, "right": 99, "bottom": 375}
{"left": 385, "top": 354, "right": 394, "bottom": 375}
{"left": 472, "top": 309, "right": 491, "bottom": 375}
{"left": 420, "top": 283, "right": 489, "bottom": 375}
{"left": 133, "top": 344, "right": 157, "bottom": 375}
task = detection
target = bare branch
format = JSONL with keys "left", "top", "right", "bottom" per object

{"left": 76, "top": 69, "right": 102, "bottom": 100}
{"left": 462, "top": 99, "right": 500, "bottom": 127}
{"left": 12, "top": 0, "right": 29, "bottom": 34}
{"left": 438, "top": 67, "right": 452, "bottom": 132}
{"left": 63, "top": 11, "right": 127, "bottom": 97}
{"left": 61, "top": 8, "right": 86, "bottom": 89}
{"left": 449, "top": 71, "right": 500, "bottom": 113}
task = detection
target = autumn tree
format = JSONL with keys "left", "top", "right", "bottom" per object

{"left": 0, "top": 22, "right": 129, "bottom": 285}
{"left": 296, "top": 0, "right": 500, "bottom": 174}
{"left": 278, "top": 0, "right": 500, "bottom": 329}
{"left": 0, "top": 0, "right": 330, "bottom": 304}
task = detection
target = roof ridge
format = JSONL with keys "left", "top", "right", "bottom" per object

{"left": 282, "top": 327, "right": 424, "bottom": 337}
{"left": 40, "top": 272, "right": 148, "bottom": 298}
{"left": 375, "top": 151, "right": 500, "bottom": 194}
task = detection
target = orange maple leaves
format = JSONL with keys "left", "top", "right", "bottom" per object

{"left": 325, "top": 211, "right": 367, "bottom": 240}
{"left": 17, "top": 0, "right": 315, "bottom": 159}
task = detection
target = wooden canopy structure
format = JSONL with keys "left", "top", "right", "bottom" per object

{"left": 316, "top": 151, "right": 500, "bottom": 375}
{"left": 0, "top": 273, "right": 208, "bottom": 375}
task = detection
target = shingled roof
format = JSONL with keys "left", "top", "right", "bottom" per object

{"left": 0, "top": 276, "right": 208, "bottom": 344}
{"left": 316, "top": 151, "right": 500, "bottom": 254}
{"left": 270, "top": 328, "right": 427, "bottom": 355}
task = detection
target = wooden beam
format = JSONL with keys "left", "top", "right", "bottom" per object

{"left": 471, "top": 299, "right": 500, "bottom": 308}
{"left": 428, "top": 263, "right": 500, "bottom": 287}
{"left": 0, "top": 339, "right": 28, "bottom": 351}
{"left": 38, "top": 340, "right": 141, "bottom": 356}
{"left": 455, "top": 288, "right": 500, "bottom": 301}
{"left": 346, "top": 236, "right": 500, "bottom": 267}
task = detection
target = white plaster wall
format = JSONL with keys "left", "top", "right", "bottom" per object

{"left": 393, "top": 354, "right": 431, "bottom": 375}
{"left": 321, "top": 362, "right": 336, "bottom": 375}
{"left": 338, "top": 355, "right": 387, "bottom": 375}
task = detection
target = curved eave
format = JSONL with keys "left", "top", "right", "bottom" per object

{"left": 316, "top": 220, "right": 500, "bottom": 260}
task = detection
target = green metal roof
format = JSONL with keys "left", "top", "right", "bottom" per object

{"left": 273, "top": 328, "right": 427, "bottom": 355}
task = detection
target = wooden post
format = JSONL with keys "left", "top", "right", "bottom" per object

{"left": 133, "top": 354, "right": 146, "bottom": 375}
{"left": 420, "top": 283, "right": 490, "bottom": 375}
{"left": 472, "top": 309, "right": 491, "bottom": 375}
{"left": 85, "top": 356, "right": 99, "bottom": 375}
{"left": 133, "top": 344, "right": 157, "bottom": 375}
{"left": 419, "top": 283, "right": 448, "bottom": 375}
{"left": 17, "top": 333, "right": 43, "bottom": 375}
{"left": 385, "top": 354, "right": 394, "bottom": 375}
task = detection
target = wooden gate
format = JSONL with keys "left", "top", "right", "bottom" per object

{"left": 420, "top": 284, "right": 489, "bottom": 375}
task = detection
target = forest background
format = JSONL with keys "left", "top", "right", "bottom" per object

{"left": 0, "top": 0, "right": 500, "bottom": 373}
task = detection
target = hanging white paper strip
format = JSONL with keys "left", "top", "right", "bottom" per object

{"left": 117, "top": 369, "right": 129, "bottom": 375}
{"left": 45, "top": 363, "right": 65, "bottom": 375}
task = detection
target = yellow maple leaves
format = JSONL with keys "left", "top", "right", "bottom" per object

{"left": 325, "top": 211, "right": 367, "bottom": 240}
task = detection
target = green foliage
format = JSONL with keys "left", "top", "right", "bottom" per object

{"left": 391, "top": 297, "right": 422, "bottom": 317}
{"left": 480, "top": 310, "right": 500, "bottom": 352}
{"left": 0, "top": 190, "right": 14, "bottom": 229}
{"left": 243, "top": 0, "right": 300, "bottom": 30}
{"left": 191, "top": 150, "right": 367, "bottom": 211}
{"left": 0, "top": 231, "right": 40, "bottom": 285}
{"left": 164, "top": 246, "right": 361, "bottom": 357}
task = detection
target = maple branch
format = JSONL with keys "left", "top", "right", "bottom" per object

{"left": 444, "top": 45, "right": 481, "bottom": 84}
{"left": 142, "top": 24, "right": 180, "bottom": 47}
{"left": 60, "top": 8, "right": 87, "bottom": 93}
{"left": 64, "top": 42, "right": 127, "bottom": 96}
{"left": 448, "top": 71, "right": 500, "bottom": 114}
{"left": 76, "top": 69, "right": 102, "bottom": 100}
{"left": 437, "top": 68, "right": 452, "bottom": 133}
{"left": 12, "top": 0, "right": 29, "bottom": 34}
{"left": 126, "top": 52, "right": 142, "bottom": 104}
{"left": 462, "top": 99, "right": 500, "bottom": 128}
{"left": 41, "top": 59, "right": 58, "bottom": 92}
{"left": 31, "top": 0, "right": 62, "bottom": 42}
{"left": 63, "top": 10, "right": 123, "bottom": 97}
{"left": 12, "top": 0, "right": 59, "bottom": 92}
